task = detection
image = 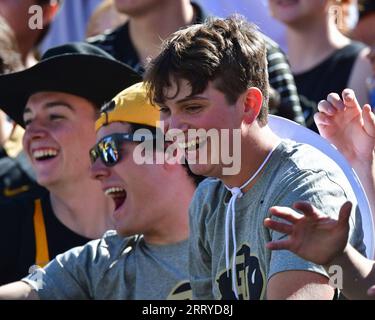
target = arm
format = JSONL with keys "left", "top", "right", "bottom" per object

{"left": 0, "top": 281, "right": 39, "bottom": 300}
{"left": 347, "top": 47, "right": 372, "bottom": 107}
{"left": 315, "top": 89, "right": 375, "bottom": 215}
{"left": 264, "top": 157, "right": 366, "bottom": 300}
{"left": 266, "top": 201, "right": 340, "bottom": 299}
{"left": 265, "top": 201, "right": 375, "bottom": 299}
{"left": 267, "top": 270, "right": 334, "bottom": 300}
{"left": 265, "top": 39, "right": 305, "bottom": 126}
{"left": 20, "top": 243, "right": 97, "bottom": 300}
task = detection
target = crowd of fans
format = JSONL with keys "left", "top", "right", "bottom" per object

{"left": 0, "top": 0, "right": 374, "bottom": 300}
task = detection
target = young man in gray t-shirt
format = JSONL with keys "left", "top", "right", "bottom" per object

{"left": 144, "top": 16, "right": 366, "bottom": 299}
{"left": 0, "top": 83, "right": 201, "bottom": 300}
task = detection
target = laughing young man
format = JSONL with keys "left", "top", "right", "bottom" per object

{"left": 0, "top": 42, "right": 140, "bottom": 285}
{"left": 145, "top": 16, "right": 366, "bottom": 299}
{"left": 0, "top": 82, "right": 201, "bottom": 299}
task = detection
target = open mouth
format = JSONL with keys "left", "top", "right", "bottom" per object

{"left": 104, "top": 187, "right": 127, "bottom": 210}
{"left": 32, "top": 149, "right": 58, "bottom": 161}
{"left": 178, "top": 137, "right": 206, "bottom": 152}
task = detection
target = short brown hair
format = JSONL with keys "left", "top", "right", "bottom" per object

{"left": 145, "top": 15, "right": 269, "bottom": 125}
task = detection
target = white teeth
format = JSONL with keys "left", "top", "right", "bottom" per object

{"left": 33, "top": 149, "right": 58, "bottom": 159}
{"left": 104, "top": 187, "right": 126, "bottom": 196}
{"left": 178, "top": 138, "right": 203, "bottom": 149}
{"left": 178, "top": 138, "right": 200, "bottom": 149}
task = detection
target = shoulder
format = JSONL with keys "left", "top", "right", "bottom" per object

{"left": 348, "top": 45, "right": 372, "bottom": 105}
{"left": 192, "top": 178, "right": 223, "bottom": 204}
{"left": 268, "top": 140, "right": 352, "bottom": 189}
{"left": 189, "top": 178, "right": 226, "bottom": 222}
{"left": 53, "top": 231, "right": 139, "bottom": 271}
{"left": 341, "top": 41, "right": 367, "bottom": 58}
{"left": 263, "top": 140, "right": 357, "bottom": 204}
{"left": 0, "top": 188, "right": 47, "bottom": 218}
{"left": 276, "top": 139, "right": 340, "bottom": 170}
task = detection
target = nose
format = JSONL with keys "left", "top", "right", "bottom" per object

{"left": 24, "top": 121, "right": 49, "bottom": 140}
{"left": 166, "top": 113, "right": 189, "bottom": 132}
{"left": 23, "top": 122, "right": 49, "bottom": 150}
{"left": 90, "top": 158, "right": 111, "bottom": 181}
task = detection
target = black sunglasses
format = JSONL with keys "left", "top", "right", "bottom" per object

{"left": 90, "top": 133, "right": 156, "bottom": 167}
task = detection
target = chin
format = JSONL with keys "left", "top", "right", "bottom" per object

{"left": 36, "top": 175, "right": 59, "bottom": 188}
{"left": 115, "top": 227, "right": 130, "bottom": 237}
{"left": 188, "top": 163, "right": 217, "bottom": 178}
{"left": 115, "top": 222, "right": 135, "bottom": 238}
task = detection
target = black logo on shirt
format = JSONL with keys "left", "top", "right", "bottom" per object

{"left": 216, "top": 244, "right": 265, "bottom": 300}
{"left": 167, "top": 281, "right": 192, "bottom": 300}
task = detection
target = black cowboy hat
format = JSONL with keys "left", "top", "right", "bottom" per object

{"left": 0, "top": 42, "right": 142, "bottom": 126}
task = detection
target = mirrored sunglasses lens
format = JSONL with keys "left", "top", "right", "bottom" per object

{"left": 101, "top": 139, "right": 119, "bottom": 166}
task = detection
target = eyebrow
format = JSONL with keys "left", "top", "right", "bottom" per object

{"left": 175, "top": 96, "right": 208, "bottom": 104}
{"left": 24, "top": 101, "right": 75, "bottom": 115}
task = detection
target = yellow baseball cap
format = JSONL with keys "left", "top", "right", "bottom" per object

{"left": 95, "top": 82, "right": 160, "bottom": 132}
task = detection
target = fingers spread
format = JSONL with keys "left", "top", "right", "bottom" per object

{"left": 293, "top": 201, "right": 320, "bottom": 218}
{"left": 264, "top": 218, "right": 293, "bottom": 235}
{"left": 362, "top": 105, "right": 375, "bottom": 137}
{"left": 314, "top": 112, "right": 333, "bottom": 129}
{"left": 266, "top": 239, "right": 292, "bottom": 251}
{"left": 326, "top": 93, "right": 345, "bottom": 111}
{"left": 317, "top": 100, "right": 338, "bottom": 116}
{"left": 342, "top": 89, "right": 361, "bottom": 111}
{"left": 338, "top": 201, "right": 352, "bottom": 227}
{"left": 269, "top": 206, "right": 301, "bottom": 223}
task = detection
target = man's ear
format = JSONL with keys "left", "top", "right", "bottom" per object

{"left": 42, "top": 1, "right": 60, "bottom": 27}
{"left": 242, "top": 87, "right": 263, "bottom": 124}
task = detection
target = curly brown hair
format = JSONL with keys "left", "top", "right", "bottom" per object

{"left": 145, "top": 15, "right": 269, "bottom": 125}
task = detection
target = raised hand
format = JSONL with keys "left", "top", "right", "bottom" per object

{"left": 314, "top": 89, "right": 375, "bottom": 165}
{"left": 264, "top": 201, "right": 352, "bottom": 266}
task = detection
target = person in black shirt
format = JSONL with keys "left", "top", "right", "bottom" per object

{"left": 268, "top": 0, "right": 372, "bottom": 132}
{"left": 0, "top": 42, "right": 141, "bottom": 285}
{"left": 88, "top": 0, "right": 305, "bottom": 125}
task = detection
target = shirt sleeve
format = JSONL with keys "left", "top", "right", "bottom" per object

{"left": 265, "top": 37, "right": 305, "bottom": 126}
{"left": 22, "top": 239, "right": 102, "bottom": 300}
{"left": 267, "top": 168, "right": 362, "bottom": 281}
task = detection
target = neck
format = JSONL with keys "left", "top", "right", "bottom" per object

{"left": 286, "top": 14, "right": 350, "bottom": 73}
{"left": 143, "top": 179, "right": 194, "bottom": 245}
{"left": 221, "top": 125, "right": 281, "bottom": 193}
{"left": 129, "top": 1, "right": 194, "bottom": 65}
{"left": 49, "top": 178, "right": 114, "bottom": 239}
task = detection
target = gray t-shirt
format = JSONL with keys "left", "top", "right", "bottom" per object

{"left": 23, "top": 231, "right": 192, "bottom": 300}
{"left": 189, "top": 139, "right": 365, "bottom": 300}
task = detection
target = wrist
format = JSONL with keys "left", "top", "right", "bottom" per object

{"left": 323, "top": 244, "right": 350, "bottom": 270}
